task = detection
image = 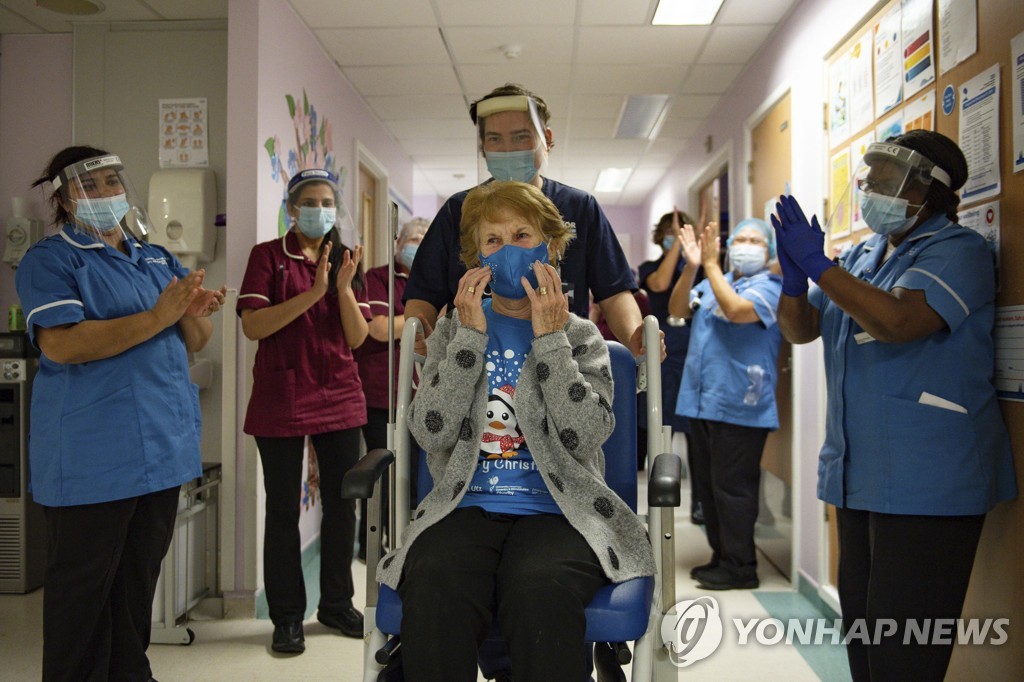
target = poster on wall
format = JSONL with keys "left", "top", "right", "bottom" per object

{"left": 904, "top": 90, "right": 936, "bottom": 131}
{"left": 849, "top": 132, "right": 875, "bottom": 232}
{"left": 1012, "top": 31, "right": 1024, "bottom": 174}
{"left": 994, "top": 305, "right": 1024, "bottom": 403}
{"left": 901, "top": 0, "right": 935, "bottom": 100}
{"left": 829, "top": 53, "right": 852, "bottom": 144}
{"left": 959, "top": 200, "right": 1001, "bottom": 286}
{"left": 874, "top": 5, "right": 904, "bottom": 117}
{"left": 829, "top": 149, "right": 852, "bottom": 239}
{"left": 938, "top": 0, "right": 977, "bottom": 75}
{"left": 959, "top": 64, "right": 1001, "bottom": 204}
{"left": 876, "top": 109, "right": 905, "bottom": 142}
{"left": 159, "top": 97, "right": 209, "bottom": 168}
{"left": 848, "top": 33, "right": 875, "bottom": 134}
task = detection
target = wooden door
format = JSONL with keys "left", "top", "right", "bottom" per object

{"left": 358, "top": 164, "right": 376, "bottom": 266}
{"left": 749, "top": 91, "right": 794, "bottom": 579}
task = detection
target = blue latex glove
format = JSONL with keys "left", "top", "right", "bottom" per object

{"left": 770, "top": 211, "right": 809, "bottom": 297}
{"left": 772, "top": 195, "right": 835, "bottom": 282}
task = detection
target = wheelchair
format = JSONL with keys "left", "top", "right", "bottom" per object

{"left": 343, "top": 315, "right": 682, "bottom": 681}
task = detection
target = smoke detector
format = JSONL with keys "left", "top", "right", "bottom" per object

{"left": 500, "top": 44, "right": 522, "bottom": 60}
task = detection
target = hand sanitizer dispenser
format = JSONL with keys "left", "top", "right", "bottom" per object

{"left": 147, "top": 169, "right": 216, "bottom": 270}
{"left": 4, "top": 197, "right": 43, "bottom": 269}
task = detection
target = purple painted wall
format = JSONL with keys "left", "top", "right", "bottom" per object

{"left": 0, "top": 34, "right": 73, "bottom": 315}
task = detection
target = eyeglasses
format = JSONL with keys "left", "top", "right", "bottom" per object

{"left": 856, "top": 178, "right": 903, "bottom": 197}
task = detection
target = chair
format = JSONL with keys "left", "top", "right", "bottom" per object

{"left": 343, "top": 316, "right": 681, "bottom": 682}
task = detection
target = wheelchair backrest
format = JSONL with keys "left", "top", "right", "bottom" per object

{"left": 415, "top": 340, "right": 640, "bottom": 512}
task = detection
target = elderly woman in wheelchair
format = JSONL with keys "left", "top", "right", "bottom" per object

{"left": 374, "top": 181, "right": 656, "bottom": 682}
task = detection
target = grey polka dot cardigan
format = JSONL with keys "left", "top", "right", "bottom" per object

{"left": 376, "top": 310, "right": 656, "bottom": 589}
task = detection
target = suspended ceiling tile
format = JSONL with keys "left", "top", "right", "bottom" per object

{"left": 365, "top": 94, "right": 469, "bottom": 120}
{"left": 579, "top": 0, "right": 652, "bottom": 26}
{"left": 0, "top": 0, "right": 158, "bottom": 30}
{"left": 568, "top": 138, "right": 650, "bottom": 157}
{"left": 144, "top": 0, "right": 226, "bottom": 19}
{"left": 434, "top": 0, "right": 574, "bottom": 27}
{"left": 412, "top": 154, "right": 478, "bottom": 170}
{"left": 399, "top": 137, "right": 478, "bottom": 157}
{"left": 681, "top": 64, "right": 743, "bottom": 94}
{"left": 574, "top": 64, "right": 686, "bottom": 95}
{"left": 459, "top": 64, "right": 571, "bottom": 106}
{"left": 0, "top": 4, "right": 45, "bottom": 32}
{"left": 697, "top": 24, "right": 774, "bottom": 64}
{"left": 657, "top": 114, "right": 703, "bottom": 140}
{"left": 343, "top": 65, "right": 462, "bottom": 97}
{"left": 564, "top": 118, "right": 618, "bottom": 139}
{"left": 717, "top": 0, "right": 795, "bottom": 26}
{"left": 558, "top": 169, "right": 600, "bottom": 190}
{"left": 387, "top": 119, "right": 477, "bottom": 139}
{"left": 315, "top": 27, "right": 450, "bottom": 65}
{"left": 443, "top": 26, "right": 574, "bottom": 65}
{"left": 289, "top": 0, "right": 436, "bottom": 28}
{"left": 569, "top": 95, "right": 627, "bottom": 119}
{"left": 576, "top": 26, "right": 706, "bottom": 65}
{"left": 666, "top": 94, "right": 720, "bottom": 119}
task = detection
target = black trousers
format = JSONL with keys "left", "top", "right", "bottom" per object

{"left": 689, "top": 418, "right": 767, "bottom": 576}
{"left": 836, "top": 508, "right": 985, "bottom": 682}
{"left": 257, "top": 429, "right": 360, "bottom": 624}
{"left": 41, "top": 485, "right": 180, "bottom": 682}
{"left": 398, "top": 507, "right": 607, "bottom": 682}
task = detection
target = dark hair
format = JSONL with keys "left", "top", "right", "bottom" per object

{"left": 469, "top": 83, "right": 554, "bottom": 150}
{"left": 287, "top": 179, "right": 364, "bottom": 296}
{"left": 32, "top": 145, "right": 109, "bottom": 227}
{"left": 652, "top": 209, "right": 694, "bottom": 245}
{"left": 887, "top": 130, "right": 968, "bottom": 222}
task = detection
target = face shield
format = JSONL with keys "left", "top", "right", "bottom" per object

{"left": 476, "top": 95, "right": 549, "bottom": 185}
{"left": 287, "top": 169, "right": 360, "bottom": 246}
{"left": 52, "top": 154, "right": 151, "bottom": 242}
{"left": 829, "top": 142, "right": 950, "bottom": 237}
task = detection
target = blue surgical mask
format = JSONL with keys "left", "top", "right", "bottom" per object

{"left": 75, "top": 194, "right": 130, "bottom": 234}
{"left": 860, "top": 192, "right": 919, "bottom": 236}
{"left": 297, "top": 206, "right": 336, "bottom": 238}
{"left": 485, "top": 150, "right": 539, "bottom": 184}
{"left": 479, "top": 242, "right": 549, "bottom": 300}
{"left": 728, "top": 244, "right": 767, "bottom": 276}
{"left": 662, "top": 236, "right": 675, "bottom": 251}
{"left": 398, "top": 243, "right": 418, "bottom": 270}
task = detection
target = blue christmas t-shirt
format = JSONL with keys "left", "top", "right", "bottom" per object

{"left": 459, "top": 301, "right": 561, "bottom": 515}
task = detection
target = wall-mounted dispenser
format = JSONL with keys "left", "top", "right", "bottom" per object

{"left": 147, "top": 169, "right": 216, "bottom": 270}
{"left": 4, "top": 198, "right": 44, "bottom": 269}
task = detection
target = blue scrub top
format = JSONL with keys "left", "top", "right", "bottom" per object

{"left": 15, "top": 225, "right": 202, "bottom": 506}
{"left": 810, "top": 215, "right": 1016, "bottom": 515}
{"left": 403, "top": 177, "right": 636, "bottom": 318}
{"left": 675, "top": 270, "right": 782, "bottom": 429}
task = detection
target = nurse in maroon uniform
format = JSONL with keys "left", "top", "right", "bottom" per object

{"left": 237, "top": 169, "right": 370, "bottom": 654}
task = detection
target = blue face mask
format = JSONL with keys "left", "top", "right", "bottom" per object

{"left": 662, "top": 236, "right": 675, "bottom": 251}
{"left": 485, "top": 150, "right": 539, "bottom": 184}
{"left": 479, "top": 242, "right": 549, "bottom": 300}
{"left": 75, "top": 194, "right": 130, "bottom": 234}
{"left": 860, "top": 192, "right": 919, "bottom": 236}
{"left": 296, "top": 206, "right": 336, "bottom": 238}
{"left": 398, "top": 243, "right": 418, "bottom": 270}
{"left": 728, "top": 244, "right": 768, "bottom": 276}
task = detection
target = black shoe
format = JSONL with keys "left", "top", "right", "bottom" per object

{"left": 357, "top": 545, "right": 367, "bottom": 562}
{"left": 691, "top": 502, "right": 705, "bottom": 525}
{"left": 696, "top": 567, "right": 759, "bottom": 591}
{"left": 272, "top": 621, "right": 305, "bottom": 654}
{"left": 689, "top": 559, "right": 719, "bottom": 580}
{"left": 318, "top": 605, "right": 364, "bottom": 638}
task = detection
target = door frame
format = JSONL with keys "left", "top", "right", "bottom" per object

{"left": 686, "top": 140, "right": 732, "bottom": 227}
{"left": 355, "top": 141, "right": 390, "bottom": 267}
{"left": 742, "top": 84, "right": 802, "bottom": 588}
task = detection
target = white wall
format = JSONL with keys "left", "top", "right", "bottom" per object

{"left": 642, "top": 0, "right": 881, "bottom": 589}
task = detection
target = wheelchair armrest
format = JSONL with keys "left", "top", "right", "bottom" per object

{"left": 341, "top": 448, "right": 395, "bottom": 499}
{"left": 647, "top": 453, "right": 682, "bottom": 508}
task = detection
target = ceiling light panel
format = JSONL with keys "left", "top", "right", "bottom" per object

{"left": 652, "top": 0, "right": 725, "bottom": 25}
{"left": 615, "top": 95, "right": 671, "bottom": 139}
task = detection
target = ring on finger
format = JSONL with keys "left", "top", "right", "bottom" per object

{"left": 539, "top": 286, "right": 548, "bottom": 296}
{"left": 467, "top": 285, "right": 476, "bottom": 294}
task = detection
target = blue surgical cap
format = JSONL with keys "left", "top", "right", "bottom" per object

{"left": 727, "top": 218, "right": 776, "bottom": 259}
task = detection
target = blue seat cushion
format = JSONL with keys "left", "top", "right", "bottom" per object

{"left": 376, "top": 575, "right": 653, "bottom": 643}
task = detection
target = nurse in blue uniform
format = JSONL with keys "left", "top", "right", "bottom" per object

{"left": 668, "top": 218, "right": 782, "bottom": 591}
{"left": 16, "top": 147, "right": 224, "bottom": 681}
{"left": 773, "top": 130, "right": 1016, "bottom": 682}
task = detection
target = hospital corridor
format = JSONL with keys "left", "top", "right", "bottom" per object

{"left": 0, "top": 1, "right": 1021, "bottom": 681}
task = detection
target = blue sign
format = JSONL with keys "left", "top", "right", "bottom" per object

{"left": 942, "top": 85, "right": 956, "bottom": 116}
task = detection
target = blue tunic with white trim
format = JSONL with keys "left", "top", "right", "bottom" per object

{"left": 675, "top": 270, "right": 783, "bottom": 430}
{"left": 15, "top": 225, "right": 202, "bottom": 506}
{"left": 809, "top": 215, "right": 1016, "bottom": 515}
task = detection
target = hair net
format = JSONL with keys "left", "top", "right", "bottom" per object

{"left": 728, "top": 218, "right": 776, "bottom": 259}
